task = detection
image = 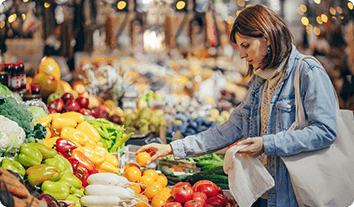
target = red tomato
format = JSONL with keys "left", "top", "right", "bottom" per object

{"left": 216, "top": 194, "right": 234, "bottom": 204}
{"left": 204, "top": 205, "right": 214, "bottom": 207}
{"left": 205, "top": 195, "right": 227, "bottom": 207}
{"left": 184, "top": 200, "right": 203, "bottom": 207}
{"left": 193, "top": 192, "right": 207, "bottom": 206}
{"left": 172, "top": 186, "right": 194, "bottom": 204}
{"left": 217, "top": 186, "right": 223, "bottom": 195}
{"left": 195, "top": 183, "right": 218, "bottom": 198}
{"left": 172, "top": 182, "right": 193, "bottom": 194}
{"left": 192, "top": 180, "right": 218, "bottom": 192}
{"left": 164, "top": 202, "right": 183, "bottom": 207}
{"left": 225, "top": 202, "right": 233, "bottom": 207}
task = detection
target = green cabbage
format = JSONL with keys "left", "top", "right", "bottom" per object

{"left": 27, "top": 106, "right": 48, "bottom": 124}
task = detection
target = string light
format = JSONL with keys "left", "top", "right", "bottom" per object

{"left": 8, "top": 13, "right": 16, "bottom": 23}
{"left": 329, "top": 7, "right": 336, "bottom": 15}
{"left": 348, "top": 1, "right": 353, "bottom": 10}
{"left": 0, "top": 21, "right": 5, "bottom": 29}
{"left": 313, "top": 27, "right": 320, "bottom": 36}
{"left": 321, "top": 14, "right": 328, "bottom": 23}
{"left": 301, "top": 17, "right": 309, "bottom": 26}
{"left": 316, "top": 16, "right": 323, "bottom": 24}
{"left": 44, "top": 2, "right": 50, "bottom": 8}
{"left": 299, "top": 4, "right": 307, "bottom": 13}
{"left": 336, "top": 6, "right": 342, "bottom": 14}
{"left": 314, "top": 0, "right": 321, "bottom": 5}
{"left": 21, "top": 13, "right": 26, "bottom": 20}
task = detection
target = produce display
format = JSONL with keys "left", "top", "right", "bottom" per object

{"left": 0, "top": 56, "right": 244, "bottom": 207}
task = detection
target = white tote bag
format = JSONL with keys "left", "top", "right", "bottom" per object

{"left": 282, "top": 56, "right": 354, "bottom": 207}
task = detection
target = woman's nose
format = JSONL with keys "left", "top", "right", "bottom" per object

{"left": 239, "top": 48, "right": 247, "bottom": 59}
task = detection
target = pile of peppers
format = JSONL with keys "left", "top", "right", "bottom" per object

{"left": 55, "top": 138, "right": 98, "bottom": 187}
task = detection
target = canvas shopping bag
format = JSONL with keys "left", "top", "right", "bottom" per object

{"left": 281, "top": 55, "right": 354, "bottom": 207}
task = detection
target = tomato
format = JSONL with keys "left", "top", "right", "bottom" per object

{"left": 205, "top": 195, "right": 227, "bottom": 207}
{"left": 192, "top": 180, "right": 218, "bottom": 192}
{"left": 164, "top": 202, "right": 183, "bottom": 207}
{"left": 195, "top": 183, "right": 218, "bottom": 198}
{"left": 204, "top": 205, "right": 214, "bottom": 207}
{"left": 183, "top": 200, "right": 203, "bottom": 207}
{"left": 225, "top": 202, "right": 233, "bottom": 207}
{"left": 217, "top": 186, "right": 223, "bottom": 195}
{"left": 216, "top": 193, "right": 233, "bottom": 204}
{"left": 172, "top": 186, "right": 194, "bottom": 204}
{"left": 172, "top": 182, "right": 193, "bottom": 194}
{"left": 193, "top": 192, "right": 207, "bottom": 206}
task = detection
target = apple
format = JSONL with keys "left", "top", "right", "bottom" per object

{"left": 91, "top": 107, "right": 109, "bottom": 119}
{"left": 64, "top": 99, "right": 81, "bottom": 112}
{"left": 109, "top": 114, "right": 122, "bottom": 124}
{"left": 48, "top": 109, "right": 58, "bottom": 114}
{"left": 48, "top": 98, "right": 65, "bottom": 112}
{"left": 79, "top": 108, "right": 93, "bottom": 116}
{"left": 76, "top": 96, "right": 89, "bottom": 108}
{"left": 62, "top": 93, "right": 74, "bottom": 103}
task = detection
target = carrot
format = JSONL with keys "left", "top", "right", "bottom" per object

{"left": 0, "top": 168, "right": 30, "bottom": 198}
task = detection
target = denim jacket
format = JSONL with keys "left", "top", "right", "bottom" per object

{"left": 171, "top": 45, "right": 337, "bottom": 207}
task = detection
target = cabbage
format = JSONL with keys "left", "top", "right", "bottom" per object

{"left": 27, "top": 106, "right": 48, "bottom": 124}
{"left": 0, "top": 83, "right": 13, "bottom": 98}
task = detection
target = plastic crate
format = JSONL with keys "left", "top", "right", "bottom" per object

{"left": 118, "top": 145, "right": 158, "bottom": 173}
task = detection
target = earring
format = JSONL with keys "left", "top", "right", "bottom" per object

{"left": 267, "top": 46, "right": 271, "bottom": 54}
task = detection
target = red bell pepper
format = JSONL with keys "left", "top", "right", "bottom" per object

{"left": 56, "top": 138, "right": 77, "bottom": 158}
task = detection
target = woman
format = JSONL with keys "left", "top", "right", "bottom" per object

{"left": 137, "top": 4, "right": 337, "bottom": 206}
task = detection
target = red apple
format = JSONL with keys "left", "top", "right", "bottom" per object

{"left": 79, "top": 108, "right": 93, "bottom": 116}
{"left": 109, "top": 114, "right": 121, "bottom": 124}
{"left": 91, "top": 107, "right": 109, "bottom": 119}
{"left": 76, "top": 96, "right": 89, "bottom": 108}
{"left": 64, "top": 99, "right": 81, "bottom": 112}
{"left": 62, "top": 93, "right": 74, "bottom": 103}
{"left": 48, "top": 108, "right": 58, "bottom": 114}
{"left": 48, "top": 98, "right": 65, "bottom": 112}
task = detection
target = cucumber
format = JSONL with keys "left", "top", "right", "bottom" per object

{"left": 214, "top": 183, "right": 229, "bottom": 189}
{"left": 186, "top": 166, "right": 227, "bottom": 185}
{"left": 204, "top": 174, "right": 229, "bottom": 184}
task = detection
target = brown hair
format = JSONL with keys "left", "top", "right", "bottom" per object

{"left": 230, "top": 4, "right": 294, "bottom": 76}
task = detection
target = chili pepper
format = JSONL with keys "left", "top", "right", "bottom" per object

{"left": 52, "top": 115, "right": 77, "bottom": 130}
{"left": 15, "top": 143, "right": 43, "bottom": 167}
{"left": 60, "top": 127, "right": 89, "bottom": 146}
{"left": 26, "top": 164, "right": 61, "bottom": 186}
{"left": 28, "top": 142, "right": 57, "bottom": 159}
{"left": 60, "top": 112, "right": 85, "bottom": 124}
{"left": 55, "top": 138, "right": 78, "bottom": 158}
{"left": 70, "top": 149, "right": 96, "bottom": 173}
{"left": 44, "top": 154, "right": 73, "bottom": 175}
{"left": 41, "top": 180, "right": 70, "bottom": 200}
{"left": 110, "top": 132, "right": 134, "bottom": 153}
{"left": 1, "top": 158, "right": 26, "bottom": 177}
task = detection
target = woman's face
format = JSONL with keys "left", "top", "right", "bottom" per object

{"left": 235, "top": 33, "right": 269, "bottom": 69}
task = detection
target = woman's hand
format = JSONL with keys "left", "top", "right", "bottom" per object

{"left": 136, "top": 143, "right": 173, "bottom": 164}
{"left": 237, "top": 137, "right": 264, "bottom": 157}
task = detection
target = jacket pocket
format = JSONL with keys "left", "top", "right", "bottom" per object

{"left": 275, "top": 98, "right": 296, "bottom": 131}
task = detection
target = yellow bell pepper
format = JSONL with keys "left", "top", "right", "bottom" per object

{"left": 79, "top": 147, "right": 106, "bottom": 167}
{"left": 96, "top": 141, "right": 104, "bottom": 147}
{"left": 60, "top": 127, "right": 89, "bottom": 146}
{"left": 36, "top": 113, "right": 60, "bottom": 127}
{"left": 60, "top": 112, "right": 85, "bottom": 124}
{"left": 97, "top": 161, "right": 119, "bottom": 174}
{"left": 42, "top": 136, "right": 60, "bottom": 149}
{"left": 105, "top": 153, "right": 119, "bottom": 167}
{"left": 45, "top": 127, "right": 52, "bottom": 139}
{"left": 76, "top": 121, "right": 101, "bottom": 143}
{"left": 52, "top": 115, "right": 77, "bottom": 129}
{"left": 83, "top": 139, "right": 98, "bottom": 149}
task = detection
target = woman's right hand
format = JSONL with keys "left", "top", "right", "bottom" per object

{"left": 136, "top": 143, "right": 173, "bottom": 164}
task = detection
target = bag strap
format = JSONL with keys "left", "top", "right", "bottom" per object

{"left": 292, "top": 55, "right": 329, "bottom": 129}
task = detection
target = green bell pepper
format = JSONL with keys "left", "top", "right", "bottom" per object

{"left": 26, "top": 164, "right": 61, "bottom": 186}
{"left": 71, "top": 187, "right": 84, "bottom": 198}
{"left": 59, "top": 173, "right": 82, "bottom": 190}
{"left": 15, "top": 143, "right": 43, "bottom": 167}
{"left": 65, "top": 195, "right": 81, "bottom": 207}
{"left": 1, "top": 158, "right": 26, "bottom": 177}
{"left": 28, "top": 142, "right": 57, "bottom": 159}
{"left": 41, "top": 180, "right": 69, "bottom": 200}
{"left": 44, "top": 154, "right": 73, "bottom": 175}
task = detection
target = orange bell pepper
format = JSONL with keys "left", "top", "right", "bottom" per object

{"left": 75, "top": 121, "right": 101, "bottom": 143}
{"left": 70, "top": 149, "right": 96, "bottom": 173}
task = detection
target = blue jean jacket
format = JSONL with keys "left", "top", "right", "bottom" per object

{"left": 171, "top": 45, "right": 337, "bottom": 207}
